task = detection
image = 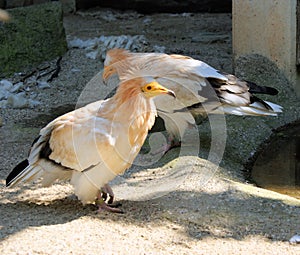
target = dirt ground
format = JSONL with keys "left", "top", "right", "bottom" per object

{"left": 1, "top": 9, "right": 300, "bottom": 255}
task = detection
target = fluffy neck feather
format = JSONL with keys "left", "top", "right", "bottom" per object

{"left": 99, "top": 78, "right": 157, "bottom": 146}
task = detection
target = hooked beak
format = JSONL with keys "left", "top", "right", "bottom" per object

{"left": 102, "top": 66, "right": 116, "bottom": 84}
{"left": 167, "top": 90, "right": 176, "bottom": 98}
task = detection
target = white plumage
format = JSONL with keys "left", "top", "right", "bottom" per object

{"left": 6, "top": 77, "right": 175, "bottom": 213}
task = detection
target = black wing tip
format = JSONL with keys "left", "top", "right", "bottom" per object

{"left": 247, "top": 80, "right": 279, "bottom": 96}
{"left": 265, "top": 86, "right": 279, "bottom": 96}
{"left": 6, "top": 159, "right": 29, "bottom": 187}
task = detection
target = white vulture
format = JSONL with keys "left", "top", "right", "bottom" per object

{"left": 103, "top": 48, "right": 282, "bottom": 151}
{"left": 6, "top": 77, "right": 176, "bottom": 213}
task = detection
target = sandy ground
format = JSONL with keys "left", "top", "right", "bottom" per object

{"left": 1, "top": 9, "right": 300, "bottom": 254}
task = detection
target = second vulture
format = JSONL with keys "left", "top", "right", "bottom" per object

{"left": 103, "top": 48, "right": 282, "bottom": 150}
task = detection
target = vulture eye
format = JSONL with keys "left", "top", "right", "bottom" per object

{"left": 146, "top": 85, "right": 152, "bottom": 90}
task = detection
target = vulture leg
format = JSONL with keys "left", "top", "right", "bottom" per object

{"left": 101, "top": 183, "right": 114, "bottom": 204}
{"left": 96, "top": 192, "right": 123, "bottom": 214}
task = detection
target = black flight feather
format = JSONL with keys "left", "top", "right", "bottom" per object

{"left": 6, "top": 159, "right": 29, "bottom": 187}
{"left": 247, "top": 80, "right": 278, "bottom": 95}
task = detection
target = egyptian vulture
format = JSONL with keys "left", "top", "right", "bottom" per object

{"left": 6, "top": 77, "right": 175, "bottom": 213}
{"left": 103, "top": 48, "right": 282, "bottom": 150}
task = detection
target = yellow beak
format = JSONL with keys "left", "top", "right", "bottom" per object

{"left": 143, "top": 81, "right": 176, "bottom": 98}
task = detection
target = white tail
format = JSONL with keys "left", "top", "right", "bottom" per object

{"left": 222, "top": 101, "right": 283, "bottom": 116}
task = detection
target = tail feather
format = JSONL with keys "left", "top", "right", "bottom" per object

{"left": 222, "top": 100, "right": 282, "bottom": 116}
{"left": 6, "top": 160, "right": 42, "bottom": 187}
{"left": 6, "top": 159, "right": 29, "bottom": 186}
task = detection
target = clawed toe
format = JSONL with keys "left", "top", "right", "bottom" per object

{"left": 97, "top": 184, "right": 123, "bottom": 213}
{"left": 96, "top": 199, "right": 124, "bottom": 214}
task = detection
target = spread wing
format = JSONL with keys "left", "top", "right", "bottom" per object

{"left": 103, "top": 49, "right": 282, "bottom": 140}
{"left": 105, "top": 52, "right": 226, "bottom": 108}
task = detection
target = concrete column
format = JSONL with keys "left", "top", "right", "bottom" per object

{"left": 232, "top": 0, "right": 300, "bottom": 96}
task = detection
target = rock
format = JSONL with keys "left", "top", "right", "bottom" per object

{"left": 0, "top": 2, "right": 67, "bottom": 76}
{"left": 85, "top": 50, "right": 99, "bottom": 60}
{"left": 0, "top": 87, "right": 10, "bottom": 100}
{"left": 37, "top": 81, "right": 51, "bottom": 89}
{"left": 68, "top": 37, "right": 99, "bottom": 49}
{"left": 0, "top": 100, "right": 7, "bottom": 108}
{"left": 10, "top": 82, "right": 24, "bottom": 93}
{"left": 6, "top": 93, "right": 40, "bottom": 109}
{"left": 0, "top": 79, "right": 13, "bottom": 91}
{"left": 68, "top": 35, "right": 152, "bottom": 61}
{"left": 6, "top": 93, "right": 28, "bottom": 108}
{"left": 28, "top": 98, "right": 41, "bottom": 107}
{"left": 0, "top": 116, "right": 2, "bottom": 127}
{"left": 289, "top": 234, "right": 300, "bottom": 244}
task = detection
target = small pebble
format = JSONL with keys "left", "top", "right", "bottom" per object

{"left": 37, "top": 81, "right": 51, "bottom": 89}
{"left": 86, "top": 50, "right": 99, "bottom": 60}
{"left": 71, "top": 68, "right": 81, "bottom": 73}
{"left": 289, "top": 234, "right": 300, "bottom": 244}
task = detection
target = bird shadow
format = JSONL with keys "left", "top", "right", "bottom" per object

{"left": 0, "top": 195, "right": 95, "bottom": 239}
{"left": 1, "top": 183, "right": 300, "bottom": 243}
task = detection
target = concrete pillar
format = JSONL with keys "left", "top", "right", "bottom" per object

{"left": 232, "top": 0, "right": 300, "bottom": 96}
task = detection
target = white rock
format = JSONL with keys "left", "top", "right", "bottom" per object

{"left": 68, "top": 37, "right": 98, "bottom": 49}
{"left": 71, "top": 68, "right": 81, "bottom": 73}
{"left": 86, "top": 50, "right": 99, "bottom": 60}
{"left": 0, "top": 100, "right": 7, "bottom": 108}
{"left": 37, "top": 81, "right": 51, "bottom": 89}
{"left": 69, "top": 35, "right": 151, "bottom": 61}
{"left": 0, "top": 79, "right": 13, "bottom": 91}
{"left": 68, "top": 38, "right": 85, "bottom": 48}
{"left": 143, "top": 18, "right": 152, "bottom": 24}
{"left": 98, "top": 35, "right": 148, "bottom": 60}
{"left": 10, "top": 82, "right": 24, "bottom": 93}
{"left": 7, "top": 93, "right": 29, "bottom": 109}
{"left": 0, "top": 87, "right": 10, "bottom": 100}
{"left": 289, "top": 234, "right": 300, "bottom": 244}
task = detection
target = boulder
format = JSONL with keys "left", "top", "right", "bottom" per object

{"left": 0, "top": 2, "right": 67, "bottom": 76}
